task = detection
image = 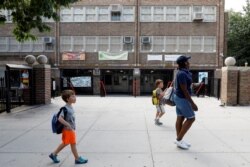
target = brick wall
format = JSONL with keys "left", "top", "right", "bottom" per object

{"left": 33, "top": 65, "right": 51, "bottom": 104}
{"left": 221, "top": 67, "right": 250, "bottom": 106}
{"left": 221, "top": 67, "right": 238, "bottom": 106}
{"left": 239, "top": 69, "right": 250, "bottom": 105}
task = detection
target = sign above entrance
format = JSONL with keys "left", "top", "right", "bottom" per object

{"left": 62, "top": 52, "right": 85, "bottom": 61}
{"left": 147, "top": 55, "right": 163, "bottom": 61}
{"left": 164, "top": 55, "right": 182, "bottom": 61}
{"left": 98, "top": 51, "right": 128, "bottom": 60}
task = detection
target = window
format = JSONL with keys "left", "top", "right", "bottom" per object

{"left": 86, "top": 7, "right": 96, "bottom": 22}
{"left": 140, "top": 6, "right": 152, "bottom": 21}
{"left": 165, "top": 36, "right": 177, "bottom": 52}
{"left": 179, "top": 6, "right": 191, "bottom": 22}
{"left": 33, "top": 38, "right": 44, "bottom": 52}
{"left": 73, "top": 7, "right": 84, "bottom": 22}
{"left": 193, "top": 6, "right": 203, "bottom": 13}
{"left": 191, "top": 36, "right": 203, "bottom": 52}
{"left": 153, "top": 6, "right": 164, "bottom": 21}
{"left": 153, "top": 36, "right": 164, "bottom": 52}
{"left": 141, "top": 37, "right": 152, "bottom": 52}
{"left": 123, "top": 6, "right": 134, "bottom": 21}
{"left": 204, "top": 36, "right": 216, "bottom": 52}
{"left": 98, "top": 6, "right": 109, "bottom": 21}
{"left": 110, "top": 37, "right": 121, "bottom": 52}
{"left": 60, "top": 36, "right": 72, "bottom": 51}
{"left": 166, "top": 6, "right": 177, "bottom": 22}
{"left": 72, "top": 36, "right": 84, "bottom": 51}
{"left": 123, "top": 37, "right": 134, "bottom": 52}
{"left": 111, "top": 11, "right": 121, "bottom": 21}
{"left": 60, "top": 8, "right": 73, "bottom": 22}
{"left": 204, "top": 6, "right": 216, "bottom": 22}
{"left": 5, "top": 10, "right": 12, "bottom": 22}
{"left": 0, "top": 37, "right": 8, "bottom": 52}
{"left": 98, "top": 36, "right": 109, "bottom": 51}
{"left": 20, "top": 40, "right": 33, "bottom": 52}
{"left": 9, "top": 37, "right": 19, "bottom": 52}
{"left": 85, "top": 36, "right": 97, "bottom": 52}
{"left": 179, "top": 36, "right": 190, "bottom": 52}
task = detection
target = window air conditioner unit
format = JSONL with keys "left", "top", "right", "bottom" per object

{"left": 123, "top": 37, "right": 134, "bottom": 44}
{"left": 110, "top": 4, "right": 122, "bottom": 12}
{"left": 193, "top": 13, "right": 203, "bottom": 21}
{"left": 141, "top": 37, "right": 151, "bottom": 44}
{"left": 44, "top": 37, "right": 53, "bottom": 43}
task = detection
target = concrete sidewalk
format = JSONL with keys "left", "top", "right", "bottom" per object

{"left": 0, "top": 96, "right": 250, "bottom": 167}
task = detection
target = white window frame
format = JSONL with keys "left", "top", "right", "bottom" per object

{"left": 73, "top": 7, "right": 85, "bottom": 22}
{"left": 86, "top": 6, "right": 97, "bottom": 22}
{"left": 152, "top": 36, "right": 165, "bottom": 52}
{"left": 60, "top": 36, "right": 73, "bottom": 52}
{"left": 178, "top": 6, "right": 191, "bottom": 22}
{"left": 204, "top": 36, "right": 216, "bottom": 53}
{"left": 85, "top": 36, "right": 97, "bottom": 52}
{"left": 191, "top": 36, "right": 203, "bottom": 53}
{"left": 109, "top": 36, "right": 122, "bottom": 52}
{"left": 140, "top": 6, "right": 153, "bottom": 22}
{"left": 165, "top": 36, "right": 178, "bottom": 52}
{"left": 97, "top": 6, "right": 110, "bottom": 22}
{"left": 203, "top": 6, "right": 217, "bottom": 22}
{"left": 33, "top": 37, "right": 44, "bottom": 52}
{"left": 166, "top": 6, "right": 178, "bottom": 22}
{"left": 153, "top": 6, "right": 165, "bottom": 22}
{"left": 178, "top": 36, "right": 191, "bottom": 53}
{"left": 98, "top": 36, "right": 110, "bottom": 51}
{"left": 72, "top": 36, "right": 85, "bottom": 51}
{"left": 20, "top": 40, "right": 33, "bottom": 52}
{"left": 60, "top": 7, "right": 73, "bottom": 22}
{"left": 122, "top": 6, "right": 135, "bottom": 22}
{"left": 0, "top": 37, "right": 9, "bottom": 52}
{"left": 9, "top": 37, "right": 20, "bottom": 52}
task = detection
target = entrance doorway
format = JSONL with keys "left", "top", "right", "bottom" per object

{"left": 101, "top": 69, "right": 133, "bottom": 95}
{"left": 140, "top": 70, "right": 173, "bottom": 95}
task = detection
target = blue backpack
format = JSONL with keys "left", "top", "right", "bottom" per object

{"left": 52, "top": 107, "right": 68, "bottom": 134}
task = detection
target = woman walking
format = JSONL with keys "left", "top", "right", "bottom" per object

{"left": 174, "top": 55, "right": 198, "bottom": 150}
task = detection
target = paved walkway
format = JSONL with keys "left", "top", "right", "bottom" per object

{"left": 0, "top": 96, "right": 250, "bottom": 167}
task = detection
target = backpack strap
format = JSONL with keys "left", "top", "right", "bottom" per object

{"left": 57, "top": 107, "right": 68, "bottom": 119}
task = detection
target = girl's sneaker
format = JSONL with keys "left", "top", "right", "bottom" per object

{"left": 75, "top": 156, "right": 88, "bottom": 164}
{"left": 49, "top": 153, "right": 60, "bottom": 163}
{"left": 174, "top": 140, "right": 189, "bottom": 150}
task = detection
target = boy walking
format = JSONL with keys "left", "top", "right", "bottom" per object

{"left": 49, "top": 90, "right": 88, "bottom": 164}
{"left": 154, "top": 79, "right": 167, "bottom": 125}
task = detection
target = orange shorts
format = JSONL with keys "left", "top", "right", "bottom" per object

{"left": 62, "top": 129, "right": 76, "bottom": 145}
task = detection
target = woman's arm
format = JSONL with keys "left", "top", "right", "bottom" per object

{"left": 180, "top": 84, "right": 198, "bottom": 111}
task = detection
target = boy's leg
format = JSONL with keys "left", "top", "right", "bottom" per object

{"left": 177, "top": 118, "right": 195, "bottom": 141}
{"left": 53, "top": 143, "right": 68, "bottom": 155}
{"left": 70, "top": 144, "right": 79, "bottom": 160}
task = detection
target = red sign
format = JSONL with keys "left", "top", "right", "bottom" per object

{"left": 62, "top": 52, "right": 85, "bottom": 60}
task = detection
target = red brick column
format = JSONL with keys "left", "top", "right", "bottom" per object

{"left": 238, "top": 68, "right": 250, "bottom": 105}
{"left": 33, "top": 64, "right": 51, "bottom": 104}
{"left": 221, "top": 67, "right": 238, "bottom": 106}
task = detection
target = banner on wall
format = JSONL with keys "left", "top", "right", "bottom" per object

{"left": 164, "top": 55, "right": 182, "bottom": 61}
{"left": 147, "top": 54, "right": 163, "bottom": 61}
{"left": 98, "top": 51, "right": 128, "bottom": 60}
{"left": 62, "top": 52, "right": 86, "bottom": 61}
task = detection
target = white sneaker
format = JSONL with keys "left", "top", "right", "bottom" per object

{"left": 174, "top": 140, "right": 189, "bottom": 150}
{"left": 182, "top": 140, "right": 191, "bottom": 147}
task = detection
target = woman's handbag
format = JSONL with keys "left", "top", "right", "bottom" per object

{"left": 163, "top": 86, "right": 175, "bottom": 106}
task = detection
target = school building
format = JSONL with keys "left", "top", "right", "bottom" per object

{"left": 0, "top": 0, "right": 226, "bottom": 96}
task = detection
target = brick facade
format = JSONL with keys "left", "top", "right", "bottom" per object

{"left": 221, "top": 67, "right": 250, "bottom": 106}
{"left": 33, "top": 65, "right": 51, "bottom": 104}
